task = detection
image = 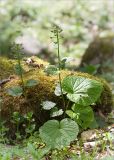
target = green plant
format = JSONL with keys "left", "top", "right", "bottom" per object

{"left": 6, "top": 86, "right": 23, "bottom": 97}
{"left": 6, "top": 43, "right": 39, "bottom": 97}
{"left": 39, "top": 118, "right": 79, "bottom": 149}
{"left": 11, "top": 112, "right": 24, "bottom": 140}
{"left": 61, "top": 75, "right": 103, "bottom": 129}
{"left": 41, "top": 100, "right": 63, "bottom": 118}
{"left": 42, "top": 101, "right": 56, "bottom": 110}
{"left": 80, "top": 64, "right": 100, "bottom": 75}
{"left": 0, "top": 143, "right": 29, "bottom": 160}
{"left": 11, "top": 111, "right": 36, "bottom": 140}
{"left": 0, "top": 121, "right": 9, "bottom": 144}
{"left": 50, "top": 107, "right": 63, "bottom": 118}
{"left": 40, "top": 89, "right": 102, "bottom": 148}
{"left": 51, "top": 24, "right": 65, "bottom": 108}
{"left": 44, "top": 65, "right": 59, "bottom": 75}
{"left": 62, "top": 76, "right": 103, "bottom": 106}
{"left": 12, "top": 43, "right": 25, "bottom": 92}
{"left": 24, "top": 112, "right": 36, "bottom": 137}
{"left": 39, "top": 25, "right": 103, "bottom": 149}
{"left": 28, "top": 143, "right": 50, "bottom": 160}
{"left": 53, "top": 75, "right": 103, "bottom": 129}
{"left": 0, "top": 152, "right": 11, "bottom": 160}
{"left": 66, "top": 105, "right": 94, "bottom": 129}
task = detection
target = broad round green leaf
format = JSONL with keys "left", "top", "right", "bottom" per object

{"left": 14, "top": 64, "right": 25, "bottom": 75}
{"left": 44, "top": 65, "right": 59, "bottom": 75}
{"left": 54, "top": 83, "right": 66, "bottom": 96}
{"left": 25, "top": 79, "right": 39, "bottom": 87}
{"left": 42, "top": 101, "right": 56, "bottom": 110}
{"left": 66, "top": 110, "right": 77, "bottom": 119}
{"left": 62, "top": 76, "right": 103, "bottom": 106}
{"left": 54, "top": 83, "right": 62, "bottom": 96}
{"left": 50, "top": 107, "right": 63, "bottom": 117}
{"left": 6, "top": 86, "right": 23, "bottom": 96}
{"left": 39, "top": 118, "right": 79, "bottom": 149}
{"left": 60, "top": 57, "right": 73, "bottom": 69}
{"left": 72, "top": 104, "right": 94, "bottom": 129}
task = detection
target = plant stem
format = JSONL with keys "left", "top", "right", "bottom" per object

{"left": 63, "top": 100, "right": 70, "bottom": 118}
{"left": 17, "top": 51, "right": 25, "bottom": 94}
{"left": 56, "top": 29, "right": 65, "bottom": 109}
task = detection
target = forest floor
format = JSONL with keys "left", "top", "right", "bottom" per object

{"left": 0, "top": 122, "right": 114, "bottom": 159}
{"left": 0, "top": 59, "right": 114, "bottom": 160}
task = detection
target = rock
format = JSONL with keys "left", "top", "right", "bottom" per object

{"left": 0, "top": 56, "right": 48, "bottom": 79}
{"left": 80, "top": 35, "right": 114, "bottom": 73}
{"left": 0, "top": 57, "right": 113, "bottom": 127}
{"left": 81, "top": 130, "right": 97, "bottom": 142}
{"left": 83, "top": 141, "right": 101, "bottom": 152}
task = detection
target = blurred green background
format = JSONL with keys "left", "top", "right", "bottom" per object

{"left": 0, "top": 0, "right": 114, "bottom": 64}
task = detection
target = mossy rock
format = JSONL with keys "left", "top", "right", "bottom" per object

{"left": 0, "top": 56, "right": 49, "bottom": 79}
{"left": 80, "top": 35, "right": 114, "bottom": 72}
{"left": 0, "top": 59, "right": 113, "bottom": 128}
{"left": 0, "top": 57, "right": 15, "bottom": 79}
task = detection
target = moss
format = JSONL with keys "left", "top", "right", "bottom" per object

{"left": 80, "top": 35, "right": 114, "bottom": 70}
{"left": 0, "top": 57, "right": 15, "bottom": 79}
{"left": 0, "top": 56, "right": 49, "bottom": 79}
{"left": 1, "top": 66, "right": 113, "bottom": 127}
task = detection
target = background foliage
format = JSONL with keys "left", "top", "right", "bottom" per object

{"left": 0, "top": 0, "right": 114, "bottom": 63}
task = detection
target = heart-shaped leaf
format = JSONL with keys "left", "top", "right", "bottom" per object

{"left": 62, "top": 76, "right": 103, "bottom": 106}
{"left": 25, "top": 79, "right": 39, "bottom": 87}
{"left": 54, "top": 83, "right": 66, "bottom": 96}
{"left": 42, "top": 101, "right": 56, "bottom": 110}
{"left": 66, "top": 110, "right": 77, "bottom": 119}
{"left": 14, "top": 64, "right": 25, "bottom": 75}
{"left": 59, "top": 57, "right": 73, "bottom": 69}
{"left": 72, "top": 104, "right": 94, "bottom": 129}
{"left": 50, "top": 107, "right": 63, "bottom": 117}
{"left": 44, "top": 65, "right": 59, "bottom": 75}
{"left": 39, "top": 118, "right": 79, "bottom": 149}
{"left": 6, "top": 86, "right": 23, "bottom": 97}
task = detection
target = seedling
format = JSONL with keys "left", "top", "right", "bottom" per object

{"left": 6, "top": 43, "right": 39, "bottom": 97}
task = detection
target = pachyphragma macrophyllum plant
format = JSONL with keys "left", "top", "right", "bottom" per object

{"left": 12, "top": 43, "right": 25, "bottom": 92}
{"left": 6, "top": 43, "right": 25, "bottom": 97}
{"left": 6, "top": 43, "right": 38, "bottom": 97}
{"left": 50, "top": 24, "right": 65, "bottom": 108}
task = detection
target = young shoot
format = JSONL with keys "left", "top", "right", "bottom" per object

{"left": 12, "top": 43, "right": 25, "bottom": 93}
